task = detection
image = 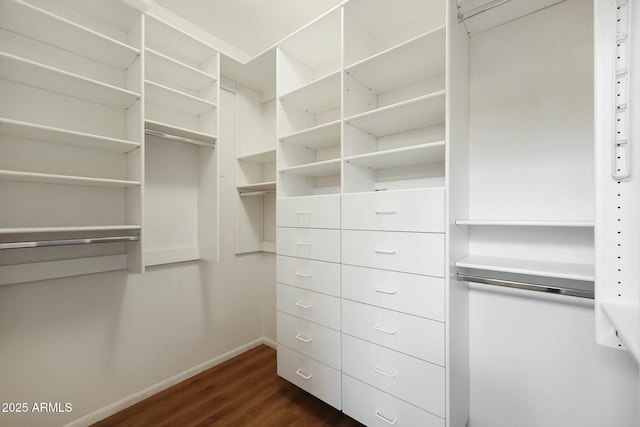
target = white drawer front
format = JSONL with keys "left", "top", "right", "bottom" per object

{"left": 277, "top": 283, "right": 340, "bottom": 330}
{"left": 277, "top": 195, "right": 340, "bottom": 229}
{"left": 342, "top": 374, "right": 445, "bottom": 427}
{"left": 277, "top": 255, "right": 340, "bottom": 297}
{"left": 342, "top": 300, "right": 444, "bottom": 365}
{"left": 277, "top": 227, "right": 340, "bottom": 263}
{"left": 277, "top": 344, "right": 341, "bottom": 409}
{"left": 277, "top": 311, "right": 341, "bottom": 369}
{"left": 342, "top": 265, "right": 444, "bottom": 321}
{"left": 342, "top": 334, "right": 445, "bottom": 417}
{"left": 342, "top": 230, "right": 444, "bottom": 277}
{"left": 342, "top": 189, "right": 445, "bottom": 232}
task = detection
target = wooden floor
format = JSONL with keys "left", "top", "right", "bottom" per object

{"left": 93, "top": 345, "right": 364, "bottom": 426}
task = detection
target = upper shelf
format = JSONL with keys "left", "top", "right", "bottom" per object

{"left": 456, "top": 255, "right": 594, "bottom": 282}
{"left": 345, "top": 141, "right": 445, "bottom": 170}
{"left": 279, "top": 71, "right": 341, "bottom": 114}
{"left": 456, "top": 219, "right": 595, "bottom": 227}
{"left": 0, "top": 52, "right": 140, "bottom": 108}
{"left": 345, "top": 91, "right": 446, "bottom": 136}
{"left": 0, "top": 0, "right": 140, "bottom": 69}
{"left": 457, "top": 0, "right": 565, "bottom": 34}
{"left": 279, "top": 159, "right": 341, "bottom": 177}
{"left": 237, "top": 181, "right": 277, "bottom": 193}
{"left": 237, "top": 149, "right": 276, "bottom": 164}
{"left": 145, "top": 48, "right": 217, "bottom": 93}
{"left": 0, "top": 169, "right": 140, "bottom": 188}
{"left": 0, "top": 117, "right": 139, "bottom": 153}
{"left": 279, "top": 120, "right": 340, "bottom": 149}
{"left": 145, "top": 80, "right": 217, "bottom": 115}
{"left": 145, "top": 120, "right": 216, "bottom": 147}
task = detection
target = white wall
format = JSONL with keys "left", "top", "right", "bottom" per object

{"left": 0, "top": 88, "right": 276, "bottom": 427}
{"left": 467, "top": 1, "right": 639, "bottom": 426}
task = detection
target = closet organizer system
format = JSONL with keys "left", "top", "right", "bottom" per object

{"left": 0, "top": 0, "right": 219, "bottom": 285}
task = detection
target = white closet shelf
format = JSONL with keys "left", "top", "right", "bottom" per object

{"left": 456, "top": 219, "right": 595, "bottom": 227}
{"left": 145, "top": 247, "right": 200, "bottom": 267}
{"left": 0, "top": 52, "right": 140, "bottom": 108}
{"left": 0, "top": 225, "right": 141, "bottom": 234}
{"left": 456, "top": 255, "right": 594, "bottom": 282}
{"left": 279, "top": 159, "right": 341, "bottom": 177}
{"left": 145, "top": 48, "right": 216, "bottom": 93}
{"left": 600, "top": 302, "right": 640, "bottom": 363}
{"left": 0, "top": 170, "right": 140, "bottom": 188}
{"left": 345, "top": 141, "right": 445, "bottom": 170}
{"left": 237, "top": 181, "right": 277, "bottom": 193}
{"left": 279, "top": 71, "right": 341, "bottom": 113}
{"left": 146, "top": 14, "right": 217, "bottom": 67}
{"left": 237, "top": 149, "right": 276, "bottom": 163}
{"left": 145, "top": 80, "right": 217, "bottom": 116}
{"left": 279, "top": 120, "right": 341, "bottom": 149}
{"left": 345, "top": 91, "right": 446, "bottom": 136}
{"left": 145, "top": 120, "right": 216, "bottom": 146}
{"left": 0, "top": 118, "right": 139, "bottom": 153}
{"left": 1, "top": 0, "right": 140, "bottom": 69}
{"left": 345, "top": 27, "right": 446, "bottom": 94}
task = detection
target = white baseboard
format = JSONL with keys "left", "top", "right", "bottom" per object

{"left": 263, "top": 337, "right": 277, "bottom": 349}
{"left": 65, "top": 337, "right": 272, "bottom": 427}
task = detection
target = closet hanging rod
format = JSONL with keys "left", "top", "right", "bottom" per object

{"left": 145, "top": 129, "right": 215, "bottom": 147}
{"left": 456, "top": 273, "right": 594, "bottom": 299}
{"left": 0, "top": 235, "right": 140, "bottom": 250}
{"left": 458, "top": 0, "right": 513, "bottom": 22}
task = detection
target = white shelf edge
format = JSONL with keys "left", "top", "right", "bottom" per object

{"left": 237, "top": 149, "right": 276, "bottom": 163}
{"left": 279, "top": 120, "right": 341, "bottom": 141}
{"left": 0, "top": 225, "right": 141, "bottom": 234}
{"left": 344, "top": 90, "right": 446, "bottom": 122}
{"left": 145, "top": 247, "right": 200, "bottom": 267}
{"left": 455, "top": 219, "right": 595, "bottom": 227}
{"left": 145, "top": 119, "right": 216, "bottom": 146}
{"left": 145, "top": 47, "right": 217, "bottom": 82}
{"left": 145, "top": 80, "right": 217, "bottom": 111}
{"left": 279, "top": 69, "right": 341, "bottom": 100}
{"left": 345, "top": 25, "right": 446, "bottom": 71}
{"left": 601, "top": 302, "right": 640, "bottom": 363}
{"left": 278, "top": 158, "right": 341, "bottom": 176}
{"left": 237, "top": 181, "right": 277, "bottom": 192}
{"left": 456, "top": 255, "right": 594, "bottom": 282}
{"left": 344, "top": 141, "right": 446, "bottom": 167}
{"left": 0, "top": 169, "right": 141, "bottom": 188}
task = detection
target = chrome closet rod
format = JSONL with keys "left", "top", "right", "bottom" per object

{"left": 145, "top": 129, "right": 215, "bottom": 147}
{"left": 458, "top": 0, "right": 513, "bottom": 22}
{"left": 0, "top": 235, "right": 140, "bottom": 250}
{"left": 456, "top": 273, "right": 594, "bottom": 299}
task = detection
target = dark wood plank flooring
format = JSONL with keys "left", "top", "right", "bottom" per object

{"left": 92, "top": 344, "right": 364, "bottom": 426}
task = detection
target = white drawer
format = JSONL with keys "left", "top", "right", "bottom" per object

{"left": 277, "top": 344, "right": 341, "bottom": 410}
{"left": 342, "top": 299, "right": 444, "bottom": 365}
{"left": 342, "top": 334, "right": 445, "bottom": 417}
{"left": 277, "top": 195, "right": 340, "bottom": 229}
{"left": 342, "top": 189, "right": 445, "bottom": 232}
{"left": 342, "top": 265, "right": 444, "bottom": 321}
{"left": 277, "top": 311, "right": 341, "bottom": 369}
{"left": 342, "top": 374, "right": 445, "bottom": 427}
{"left": 342, "top": 230, "right": 444, "bottom": 277}
{"left": 277, "top": 283, "right": 340, "bottom": 330}
{"left": 277, "top": 255, "right": 340, "bottom": 297}
{"left": 277, "top": 227, "right": 340, "bottom": 263}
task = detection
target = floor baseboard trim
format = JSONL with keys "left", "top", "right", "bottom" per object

{"left": 64, "top": 338, "right": 267, "bottom": 427}
{"left": 263, "top": 337, "right": 277, "bottom": 349}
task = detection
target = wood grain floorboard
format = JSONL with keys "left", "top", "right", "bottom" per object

{"left": 92, "top": 344, "right": 364, "bottom": 427}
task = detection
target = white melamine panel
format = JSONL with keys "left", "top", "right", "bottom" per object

{"left": 0, "top": 225, "right": 140, "bottom": 234}
{"left": 456, "top": 255, "right": 594, "bottom": 282}
{"left": 277, "top": 227, "right": 340, "bottom": 263}
{"left": 0, "top": 169, "right": 139, "bottom": 188}
{"left": 236, "top": 181, "right": 276, "bottom": 193}
{"left": 280, "top": 71, "right": 341, "bottom": 113}
{"left": 145, "top": 120, "right": 216, "bottom": 146}
{"left": 456, "top": 219, "right": 594, "bottom": 227}
{"left": 0, "top": 52, "right": 139, "bottom": 108}
{"left": 342, "top": 299, "right": 445, "bottom": 365}
{"left": 344, "top": 141, "right": 445, "bottom": 171}
{"left": 277, "top": 195, "right": 340, "bottom": 228}
{"left": 279, "top": 158, "right": 340, "bottom": 177}
{"left": 145, "top": 48, "right": 216, "bottom": 93}
{"left": 277, "top": 283, "right": 340, "bottom": 330}
{"left": 342, "top": 188, "right": 445, "bottom": 232}
{"left": 342, "top": 334, "right": 445, "bottom": 416}
{"left": 342, "top": 265, "right": 444, "bottom": 321}
{"left": 277, "top": 344, "right": 341, "bottom": 409}
{"left": 277, "top": 311, "right": 341, "bottom": 369}
{"left": 342, "top": 230, "right": 445, "bottom": 277}
{"left": 145, "top": 80, "right": 216, "bottom": 116}
{"left": 342, "top": 374, "right": 445, "bottom": 427}
{"left": 277, "top": 255, "right": 340, "bottom": 297}
{"left": 237, "top": 149, "right": 276, "bottom": 163}
{"left": 279, "top": 120, "right": 340, "bottom": 149}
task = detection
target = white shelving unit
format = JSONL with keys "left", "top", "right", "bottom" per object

{"left": 456, "top": 255, "right": 594, "bottom": 282}
{"left": 0, "top": 0, "right": 144, "bottom": 285}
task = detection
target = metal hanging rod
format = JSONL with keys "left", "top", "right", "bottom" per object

{"left": 456, "top": 273, "right": 594, "bottom": 299}
{"left": 458, "top": 0, "right": 513, "bottom": 22}
{"left": 0, "top": 235, "right": 140, "bottom": 250}
{"left": 145, "top": 129, "right": 215, "bottom": 147}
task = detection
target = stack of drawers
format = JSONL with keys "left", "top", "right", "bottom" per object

{"left": 275, "top": 194, "right": 342, "bottom": 409}
{"left": 340, "top": 188, "right": 447, "bottom": 427}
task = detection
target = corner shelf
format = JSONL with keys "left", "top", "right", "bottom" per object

{"left": 456, "top": 255, "right": 594, "bottom": 282}
{"left": 145, "top": 120, "right": 216, "bottom": 147}
{"left": 0, "top": 170, "right": 140, "bottom": 188}
{"left": 344, "top": 141, "right": 445, "bottom": 169}
{"left": 0, "top": 117, "right": 139, "bottom": 153}
{"left": 600, "top": 302, "right": 640, "bottom": 363}
{"left": 0, "top": 52, "right": 140, "bottom": 108}
{"left": 145, "top": 80, "right": 217, "bottom": 115}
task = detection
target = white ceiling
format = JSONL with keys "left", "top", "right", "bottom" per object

{"left": 154, "top": 0, "right": 344, "bottom": 59}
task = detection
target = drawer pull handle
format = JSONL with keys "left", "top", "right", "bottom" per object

{"left": 374, "top": 324, "right": 397, "bottom": 335}
{"left": 295, "top": 301, "right": 312, "bottom": 309}
{"left": 296, "top": 211, "right": 311, "bottom": 215}
{"left": 375, "top": 287, "right": 397, "bottom": 295}
{"left": 296, "top": 369, "right": 312, "bottom": 380}
{"left": 296, "top": 241, "right": 312, "bottom": 246}
{"left": 375, "top": 410, "right": 397, "bottom": 425}
{"left": 374, "top": 249, "right": 397, "bottom": 255}
{"left": 374, "top": 365, "right": 397, "bottom": 378}
{"left": 295, "top": 334, "right": 312, "bottom": 343}
{"left": 295, "top": 272, "right": 312, "bottom": 278}
{"left": 375, "top": 210, "right": 397, "bottom": 215}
